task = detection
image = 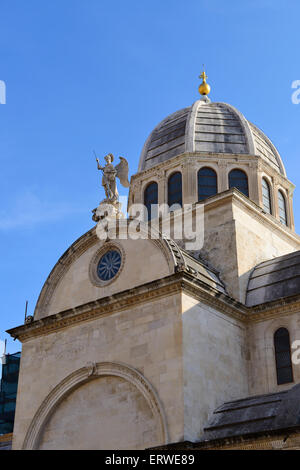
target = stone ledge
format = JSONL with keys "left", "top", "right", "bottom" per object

{"left": 8, "top": 267, "right": 300, "bottom": 342}
{"left": 7, "top": 272, "right": 247, "bottom": 342}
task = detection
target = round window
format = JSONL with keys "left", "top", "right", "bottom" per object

{"left": 97, "top": 250, "right": 122, "bottom": 281}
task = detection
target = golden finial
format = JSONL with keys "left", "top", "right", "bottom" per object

{"left": 198, "top": 66, "right": 211, "bottom": 96}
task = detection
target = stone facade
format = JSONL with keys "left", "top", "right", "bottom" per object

{"left": 182, "top": 293, "right": 248, "bottom": 441}
{"left": 8, "top": 96, "right": 300, "bottom": 450}
{"left": 129, "top": 153, "right": 295, "bottom": 231}
{"left": 12, "top": 291, "right": 183, "bottom": 449}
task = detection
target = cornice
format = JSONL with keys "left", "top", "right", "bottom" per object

{"left": 131, "top": 166, "right": 297, "bottom": 247}
{"left": 7, "top": 272, "right": 247, "bottom": 342}
{"left": 231, "top": 193, "right": 300, "bottom": 245}
{"left": 248, "top": 294, "right": 300, "bottom": 323}
{"left": 131, "top": 152, "right": 259, "bottom": 183}
{"left": 131, "top": 150, "right": 293, "bottom": 185}
{"left": 34, "top": 227, "right": 98, "bottom": 318}
{"left": 181, "top": 280, "right": 246, "bottom": 322}
{"left": 259, "top": 159, "right": 294, "bottom": 191}
{"left": 8, "top": 275, "right": 182, "bottom": 341}
{"left": 7, "top": 266, "right": 300, "bottom": 342}
{"left": 202, "top": 188, "right": 300, "bottom": 246}
{"left": 152, "top": 428, "right": 300, "bottom": 450}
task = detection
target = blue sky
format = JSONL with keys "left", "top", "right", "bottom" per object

{"left": 0, "top": 0, "right": 300, "bottom": 354}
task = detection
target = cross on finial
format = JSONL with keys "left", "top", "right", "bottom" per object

{"left": 199, "top": 70, "right": 208, "bottom": 82}
{"left": 199, "top": 65, "right": 208, "bottom": 82}
{"left": 198, "top": 65, "right": 211, "bottom": 96}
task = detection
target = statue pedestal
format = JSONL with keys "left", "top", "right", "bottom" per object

{"left": 92, "top": 201, "right": 125, "bottom": 223}
{"left": 93, "top": 201, "right": 126, "bottom": 241}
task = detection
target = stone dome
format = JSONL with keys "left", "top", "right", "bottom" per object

{"left": 138, "top": 99, "right": 286, "bottom": 175}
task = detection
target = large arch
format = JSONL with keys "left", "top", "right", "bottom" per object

{"left": 22, "top": 362, "right": 169, "bottom": 450}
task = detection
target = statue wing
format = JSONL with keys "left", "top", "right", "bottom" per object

{"left": 115, "top": 157, "right": 130, "bottom": 188}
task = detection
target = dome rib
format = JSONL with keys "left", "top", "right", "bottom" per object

{"left": 192, "top": 101, "right": 249, "bottom": 155}
{"left": 217, "top": 102, "right": 256, "bottom": 155}
{"left": 249, "top": 121, "right": 286, "bottom": 176}
{"left": 138, "top": 107, "right": 190, "bottom": 172}
{"left": 138, "top": 100, "right": 286, "bottom": 176}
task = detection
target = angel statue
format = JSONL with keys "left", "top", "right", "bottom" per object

{"left": 95, "top": 153, "right": 130, "bottom": 203}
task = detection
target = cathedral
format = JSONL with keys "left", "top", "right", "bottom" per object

{"left": 7, "top": 73, "right": 300, "bottom": 450}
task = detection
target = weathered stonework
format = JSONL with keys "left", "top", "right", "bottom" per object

{"left": 8, "top": 96, "right": 300, "bottom": 450}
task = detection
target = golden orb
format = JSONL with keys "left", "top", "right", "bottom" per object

{"left": 198, "top": 69, "right": 211, "bottom": 96}
{"left": 199, "top": 82, "right": 211, "bottom": 96}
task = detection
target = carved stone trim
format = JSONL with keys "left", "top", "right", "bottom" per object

{"left": 232, "top": 192, "right": 298, "bottom": 241}
{"left": 33, "top": 223, "right": 181, "bottom": 320}
{"left": 8, "top": 273, "right": 248, "bottom": 343}
{"left": 8, "top": 260, "right": 300, "bottom": 343}
{"left": 22, "top": 362, "right": 169, "bottom": 450}
{"left": 34, "top": 228, "right": 98, "bottom": 319}
{"left": 89, "top": 241, "right": 125, "bottom": 287}
{"left": 202, "top": 188, "right": 299, "bottom": 245}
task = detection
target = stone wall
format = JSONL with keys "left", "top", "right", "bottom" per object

{"left": 12, "top": 293, "right": 183, "bottom": 449}
{"left": 181, "top": 293, "right": 249, "bottom": 442}
{"left": 200, "top": 191, "right": 300, "bottom": 303}
{"left": 38, "top": 376, "right": 159, "bottom": 450}
{"left": 247, "top": 311, "right": 300, "bottom": 396}
{"left": 35, "top": 237, "right": 173, "bottom": 320}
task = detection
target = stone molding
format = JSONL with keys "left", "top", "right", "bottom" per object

{"left": 132, "top": 151, "right": 292, "bottom": 188}
{"left": 34, "top": 228, "right": 98, "bottom": 319}
{"left": 250, "top": 295, "right": 300, "bottom": 322}
{"left": 7, "top": 268, "right": 300, "bottom": 345}
{"left": 132, "top": 180, "right": 297, "bottom": 245}
{"left": 8, "top": 278, "right": 181, "bottom": 341}
{"left": 232, "top": 194, "right": 298, "bottom": 243}
{"left": 198, "top": 433, "right": 300, "bottom": 450}
{"left": 22, "top": 362, "right": 169, "bottom": 450}
{"left": 8, "top": 273, "right": 246, "bottom": 342}
{"left": 204, "top": 188, "right": 299, "bottom": 245}
{"left": 129, "top": 150, "right": 294, "bottom": 229}
{"left": 8, "top": 264, "right": 300, "bottom": 343}
{"left": 153, "top": 431, "right": 300, "bottom": 450}
{"left": 33, "top": 225, "right": 179, "bottom": 320}
{"left": 88, "top": 241, "right": 126, "bottom": 287}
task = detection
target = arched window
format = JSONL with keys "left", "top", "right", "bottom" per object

{"left": 144, "top": 182, "right": 158, "bottom": 220}
{"left": 228, "top": 169, "right": 249, "bottom": 197}
{"left": 274, "top": 328, "right": 293, "bottom": 385}
{"left": 198, "top": 167, "right": 218, "bottom": 201}
{"left": 262, "top": 178, "right": 272, "bottom": 214}
{"left": 278, "top": 190, "right": 288, "bottom": 226}
{"left": 168, "top": 172, "right": 182, "bottom": 209}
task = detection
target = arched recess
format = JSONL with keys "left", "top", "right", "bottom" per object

{"left": 278, "top": 190, "right": 288, "bottom": 226}
{"left": 168, "top": 172, "right": 182, "bottom": 208}
{"left": 144, "top": 181, "right": 158, "bottom": 220}
{"left": 228, "top": 168, "right": 249, "bottom": 197}
{"left": 198, "top": 167, "right": 218, "bottom": 201}
{"left": 22, "top": 362, "right": 168, "bottom": 450}
{"left": 262, "top": 177, "right": 272, "bottom": 214}
{"left": 274, "top": 328, "right": 294, "bottom": 385}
